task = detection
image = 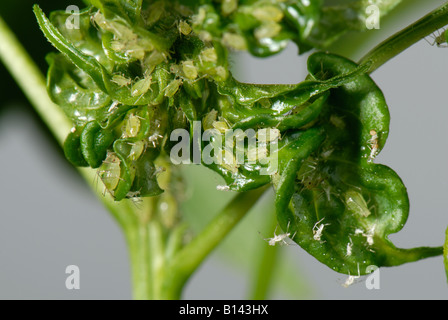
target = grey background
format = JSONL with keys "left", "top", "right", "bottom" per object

{"left": 1, "top": 1, "right": 448, "bottom": 299}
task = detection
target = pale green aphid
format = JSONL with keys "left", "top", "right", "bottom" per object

{"left": 128, "top": 140, "right": 146, "bottom": 161}
{"left": 179, "top": 20, "right": 192, "bottom": 36}
{"left": 131, "top": 75, "right": 153, "bottom": 97}
{"left": 222, "top": 0, "right": 238, "bottom": 16}
{"left": 345, "top": 190, "right": 371, "bottom": 218}
{"left": 221, "top": 32, "right": 247, "bottom": 50}
{"left": 164, "top": 79, "right": 183, "bottom": 98}
{"left": 213, "top": 66, "right": 228, "bottom": 81}
{"left": 182, "top": 60, "right": 198, "bottom": 80}
{"left": 254, "top": 21, "right": 282, "bottom": 40}
{"left": 202, "top": 109, "right": 218, "bottom": 131}
{"left": 98, "top": 152, "right": 121, "bottom": 192}
{"left": 212, "top": 120, "right": 229, "bottom": 133}
{"left": 124, "top": 113, "right": 141, "bottom": 138}
{"left": 200, "top": 47, "right": 218, "bottom": 63}
{"left": 111, "top": 74, "right": 132, "bottom": 87}
{"left": 252, "top": 5, "right": 284, "bottom": 22}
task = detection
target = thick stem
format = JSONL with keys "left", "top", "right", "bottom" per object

{"left": 358, "top": 2, "right": 448, "bottom": 73}
{"left": 161, "top": 186, "right": 268, "bottom": 299}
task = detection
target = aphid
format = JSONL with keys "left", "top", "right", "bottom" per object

{"left": 213, "top": 66, "right": 228, "bottom": 81}
{"left": 313, "top": 218, "right": 329, "bottom": 242}
{"left": 221, "top": 0, "right": 238, "bottom": 16}
{"left": 182, "top": 60, "right": 198, "bottom": 80}
{"left": 202, "top": 109, "right": 218, "bottom": 131}
{"left": 368, "top": 129, "right": 379, "bottom": 162}
{"left": 164, "top": 79, "right": 183, "bottom": 98}
{"left": 212, "top": 120, "right": 229, "bottom": 133}
{"left": 254, "top": 21, "right": 282, "bottom": 40}
{"left": 252, "top": 5, "right": 284, "bottom": 23}
{"left": 221, "top": 32, "right": 247, "bottom": 51}
{"left": 131, "top": 75, "right": 153, "bottom": 97}
{"left": 123, "top": 113, "right": 141, "bottom": 138}
{"left": 425, "top": 28, "right": 448, "bottom": 48}
{"left": 200, "top": 47, "right": 218, "bottom": 63}
{"left": 345, "top": 190, "right": 371, "bottom": 217}
{"left": 127, "top": 140, "right": 146, "bottom": 161}
{"left": 178, "top": 20, "right": 192, "bottom": 36}
{"left": 111, "top": 74, "right": 132, "bottom": 87}
{"left": 98, "top": 152, "right": 121, "bottom": 194}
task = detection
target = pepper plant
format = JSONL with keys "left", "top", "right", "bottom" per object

{"left": 1, "top": 0, "right": 448, "bottom": 299}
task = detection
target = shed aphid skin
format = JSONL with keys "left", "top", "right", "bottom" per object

{"left": 216, "top": 185, "right": 230, "bottom": 191}
{"left": 346, "top": 237, "right": 353, "bottom": 257}
{"left": 131, "top": 74, "right": 153, "bottom": 98}
{"left": 266, "top": 223, "right": 295, "bottom": 246}
{"left": 148, "top": 133, "right": 164, "bottom": 148}
{"left": 368, "top": 129, "right": 379, "bottom": 162}
{"left": 313, "top": 218, "right": 329, "bottom": 242}
{"left": 342, "top": 264, "right": 361, "bottom": 288}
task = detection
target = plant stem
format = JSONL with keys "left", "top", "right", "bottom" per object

{"left": 248, "top": 230, "right": 279, "bottom": 299}
{"left": 358, "top": 1, "right": 448, "bottom": 73}
{"left": 161, "top": 186, "right": 269, "bottom": 299}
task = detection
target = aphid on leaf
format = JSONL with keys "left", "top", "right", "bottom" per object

{"left": 98, "top": 152, "right": 121, "bottom": 194}
{"left": 131, "top": 75, "right": 153, "bottom": 97}
{"left": 221, "top": 0, "right": 238, "bottom": 16}
{"left": 345, "top": 190, "right": 371, "bottom": 218}
{"left": 123, "top": 113, "right": 142, "bottom": 138}
{"left": 222, "top": 32, "right": 247, "bottom": 51}
{"left": 178, "top": 20, "right": 192, "bottom": 36}
{"left": 164, "top": 79, "right": 183, "bottom": 98}
{"left": 200, "top": 47, "right": 218, "bottom": 63}
{"left": 252, "top": 5, "right": 284, "bottom": 23}
{"left": 111, "top": 74, "right": 132, "bottom": 87}
{"left": 127, "top": 140, "right": 146, "bottom": 161}
{"left": 182, "top": 60, "right": 198, "bottom": 80}
{"left": 313, "top": 218, "right": 329, "bottom": 242}
{"left": 254, "top": 21, "right": 281, "bottom": 40}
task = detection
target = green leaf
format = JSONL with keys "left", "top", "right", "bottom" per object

{"left": 275, "top": 52, "right": 442, "bottom": 275}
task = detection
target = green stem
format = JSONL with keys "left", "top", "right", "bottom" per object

{"left": 248, "top": 214, "right": 280, "bottom": 300}
{"left": 161, "top": 186, "right": 268, "bottom": 299}
{"left": 358, "top": 1, "right": 448, "bottom": 73}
